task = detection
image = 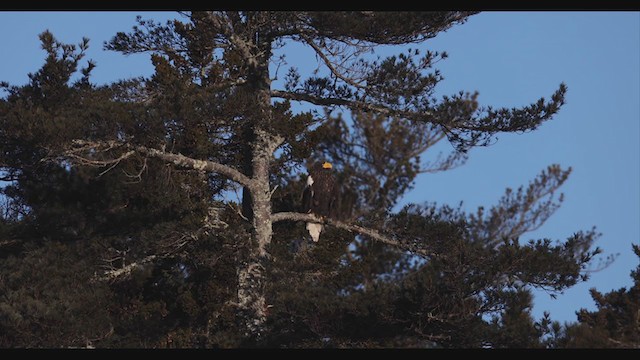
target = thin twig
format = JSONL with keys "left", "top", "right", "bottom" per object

{"left": 299, "top": 33, "right": 367, "bottom": 90}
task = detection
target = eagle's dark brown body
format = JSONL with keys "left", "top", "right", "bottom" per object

{"left": 302, "top": 167, "right": 337, "bottom": 217}
{"left": 301, "top": 162, "right": 338, "bottom": 241}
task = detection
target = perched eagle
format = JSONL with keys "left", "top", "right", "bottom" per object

{"left": 302, "top": 161, "right": 338, "bottom": 242}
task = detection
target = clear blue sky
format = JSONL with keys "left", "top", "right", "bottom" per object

{"left": 0, "top": 11, "right": 638, "bottom": 325}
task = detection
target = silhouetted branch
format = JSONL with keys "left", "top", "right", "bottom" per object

{"left": 299, "top": 33, "right": 367, "bottom": 90}
{"left": 271, "top": 89, "right": 433, "bottom": 120}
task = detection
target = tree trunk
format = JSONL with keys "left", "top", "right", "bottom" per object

{"left": 237, "top": 130, "right": 275, "bottom": 339}
{"left": 236, "top": 27, "right": 275, "bottom": 340}
{"left": 240, "top": 125, "right": 255, "bottom": 222}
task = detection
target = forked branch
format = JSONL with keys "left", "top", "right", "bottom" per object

{"left": 65, "top": 140, "right": 253, "bottom": 188}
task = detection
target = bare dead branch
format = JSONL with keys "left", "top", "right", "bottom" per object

{"left": 210, "top": 77, "right": 248, "bottom": 91}
{"left": 122, "top": 157, "right": 148, "bottom": 183}
{"left": 96, "top": 254, "right": 157, "bottom": 282}
{"left": 67, "top": 140, "right": 253, "bottom": 188}
{"left": 228, "top": 202, "right": 249, "bottom": 221}
{"left": 606, "top": 337, "right": 639, "bottom": 348}
{"left": 271, "top": 211, "right": 433, "bottom": 257}
{"left": 65, "top": 150, "right": 136, "bottom": 176}
{"left": 95, "top": 210, "right": 227, "bottom": 282}
{"left": 0, "top": 239, "right": 19, "bottom": 248}
{"left": 228, "top": 185, "right": 250, "bottom": 221}
{"left": 134, "top": 145, "right": 254, "bottom": 187}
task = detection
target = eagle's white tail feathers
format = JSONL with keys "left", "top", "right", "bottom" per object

{"left": 306, "top": 222, "right": 323, "bottom": 242}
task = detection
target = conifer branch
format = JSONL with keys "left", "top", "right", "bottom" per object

{"left": 271, "top": 211, "right": 434, "bottom": 257}
{"left": 65, "top": 140, "right": 253, "bottom": 188}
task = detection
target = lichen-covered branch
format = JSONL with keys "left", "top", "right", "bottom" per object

{"left": 95, "top": 209, "right": 227, "bottom": 282}
{"left": 271, "top": 211, "right": 433, "bottom": 257}
{"left": 66, "top": 139, "right": 253, "bottom": 188}
{"left": 133, "top": 144, "right": 253, "bottom": 187}
{"left": 96, "top": 254, "right": 157, "bottom": 282}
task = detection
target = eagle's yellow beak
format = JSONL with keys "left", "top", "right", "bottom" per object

{"left": 322, "top": 161, "right": 333, "bottom": 169}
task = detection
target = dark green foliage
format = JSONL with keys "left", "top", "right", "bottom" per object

{"left": 0, "top": 28, "right": 233, "bottom": 348}
{"left": 542, "top": 245, "right": 639, "bottom": 348}
{"left": 0, "top": 11, "right": 621, "bottom": 348}
{"left": 304, "top": 12, "right": 475, "bottom": 44}
{"left": 0, "top": 240, "right": 113, "bottom": 347}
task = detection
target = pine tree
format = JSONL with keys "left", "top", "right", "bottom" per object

{"left": 0, "top": 12, "right": 608, "bottom": 347}
{"left": 544, "top": 245, "right": 639, "bottom": 348}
